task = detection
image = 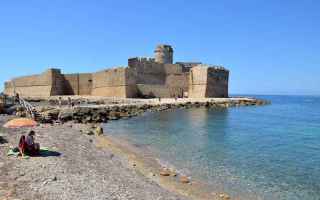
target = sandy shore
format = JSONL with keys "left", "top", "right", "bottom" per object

{"left": 0, "top": 115, "right": 191, "bottom": 200}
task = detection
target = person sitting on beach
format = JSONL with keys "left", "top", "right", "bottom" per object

{"left": 25, "top": 130, "right": 40, "bottom": 156}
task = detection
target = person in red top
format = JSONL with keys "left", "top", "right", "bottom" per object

{"left": 25, "top": 130, "right": 40, "bottom": 155}
{"left": 18, "top": 135, "right": 26, "bottom": 156}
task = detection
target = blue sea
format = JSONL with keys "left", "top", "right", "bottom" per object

{"left": 104, "top": 95, "right": 320, "bottom": 200}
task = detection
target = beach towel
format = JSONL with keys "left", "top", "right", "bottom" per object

{"left": 40, "top": 147, "right": 49, "bottom": 151}
{"left": 7, "top": 146, "right": 50, "bottom": 158}
{"left": 7, "top": 148, "right": 20, "bottom": 157}
{"left": 7, "top": 146, "right": 49, "bottom": 157}
{"left": 7, "top": 148, "right": 30, "bottom": 159}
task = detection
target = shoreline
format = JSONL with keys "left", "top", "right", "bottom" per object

{"left": 0, "top": 114, "right": 245, "bottom": 200}
{"left": 97, "top": 131, "right": 235, "bottom": 200}
{"left": 1, "top": 97, "right": 270, "bottom": 200}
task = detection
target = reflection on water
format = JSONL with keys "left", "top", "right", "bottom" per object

{"left": 104, "top": 96, "right": 320, "bottom": 200}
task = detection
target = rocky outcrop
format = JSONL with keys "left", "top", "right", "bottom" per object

{"left": 36, "top": 98, "right": 270, "bottom": 124}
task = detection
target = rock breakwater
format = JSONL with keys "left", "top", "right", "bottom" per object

{"left": 37, "top": 98, "right": 270, "bottom": 124}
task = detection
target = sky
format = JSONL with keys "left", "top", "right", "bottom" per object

{"left": 0, "top": 0, "right": 319, "bottom": 95}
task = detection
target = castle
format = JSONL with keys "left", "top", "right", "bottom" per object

{"left": 4, "top": 45, "right": 229, "bottom": 98}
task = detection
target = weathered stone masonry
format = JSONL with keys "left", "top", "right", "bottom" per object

{"left": 4, "top": 44, "right": 229, "bottom": 98}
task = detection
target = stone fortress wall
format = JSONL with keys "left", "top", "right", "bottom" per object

{"left": 91, "top": 67, "right": 137, "bottom": 98}
{"left": 128, "top": 57, "right": 189, "bottom": 98}
{"left": 188, "top": 65, "right": 229, "bottom": 98}
{"left": 61, "top": 73, "right": 92, "bottom": 96}
{"left": 4, "top": 69, "right": 93, "bottom": 98}
{"left": 4, "top": 69, "right": 56, "bottom": 98}
{"left": 4, "top": 44, "right": 229, "bottom": 98}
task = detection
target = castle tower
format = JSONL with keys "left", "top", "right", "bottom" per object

{"left": 154, "top": 44, "right": 173, "bottom": 64}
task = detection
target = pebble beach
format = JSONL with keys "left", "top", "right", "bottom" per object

{"left": 0, "top": 97, "right": 269, "bottom": 200}
{"left": 0, "top": 115, "right": 191, "bottom": 200}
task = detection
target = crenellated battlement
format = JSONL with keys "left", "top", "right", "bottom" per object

{"left": 128, "top": 57, "right": 156, "bottom": 68}
{"left": 194, "top": 64, "right": 229, "bottom": 72}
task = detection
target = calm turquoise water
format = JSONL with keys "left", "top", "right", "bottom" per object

{"left": 104, "top": 95, "right": 320, "bottom": 200}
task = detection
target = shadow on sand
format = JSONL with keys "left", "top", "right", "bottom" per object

{"left": 33, "top": 150, "right": 61, "bottom": 157}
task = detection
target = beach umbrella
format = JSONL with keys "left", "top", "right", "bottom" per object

{"left": 3, "top": 118, "right": 37, "bottom": 128}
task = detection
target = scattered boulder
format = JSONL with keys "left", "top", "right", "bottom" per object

{"left": 40, "top": 108, "right": 60, "bottom": 123}
{"left": 51, "top": 176, "right": 57, "bottom": 181}
{"left": 95, "top": 126, "right": 103, "bottom": 136}
{"left": 85, "top": 130, "right": 94, "bottom": 135}
{"left": 219, "top": 193, "right": 231, "bottom": 200}
{"left": 159, "top": 169, "right": 170, "bottom": 176}
{"left": 84, "top": 116, "right": 92, "bottom": 123}
{"left": 119, "top": 112, "right": 130, "bottom": 118}
{"left": 108, "top": 111, "right": 120, "bottom": 120}
{"left": 58, "top": 109, "right": 74, "bottom": 122}
{"left": 170, "top": 171, "right": 177, "bottom": 177}
{"left": 179, "top": 176, "right": 190, "bottom": 184}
